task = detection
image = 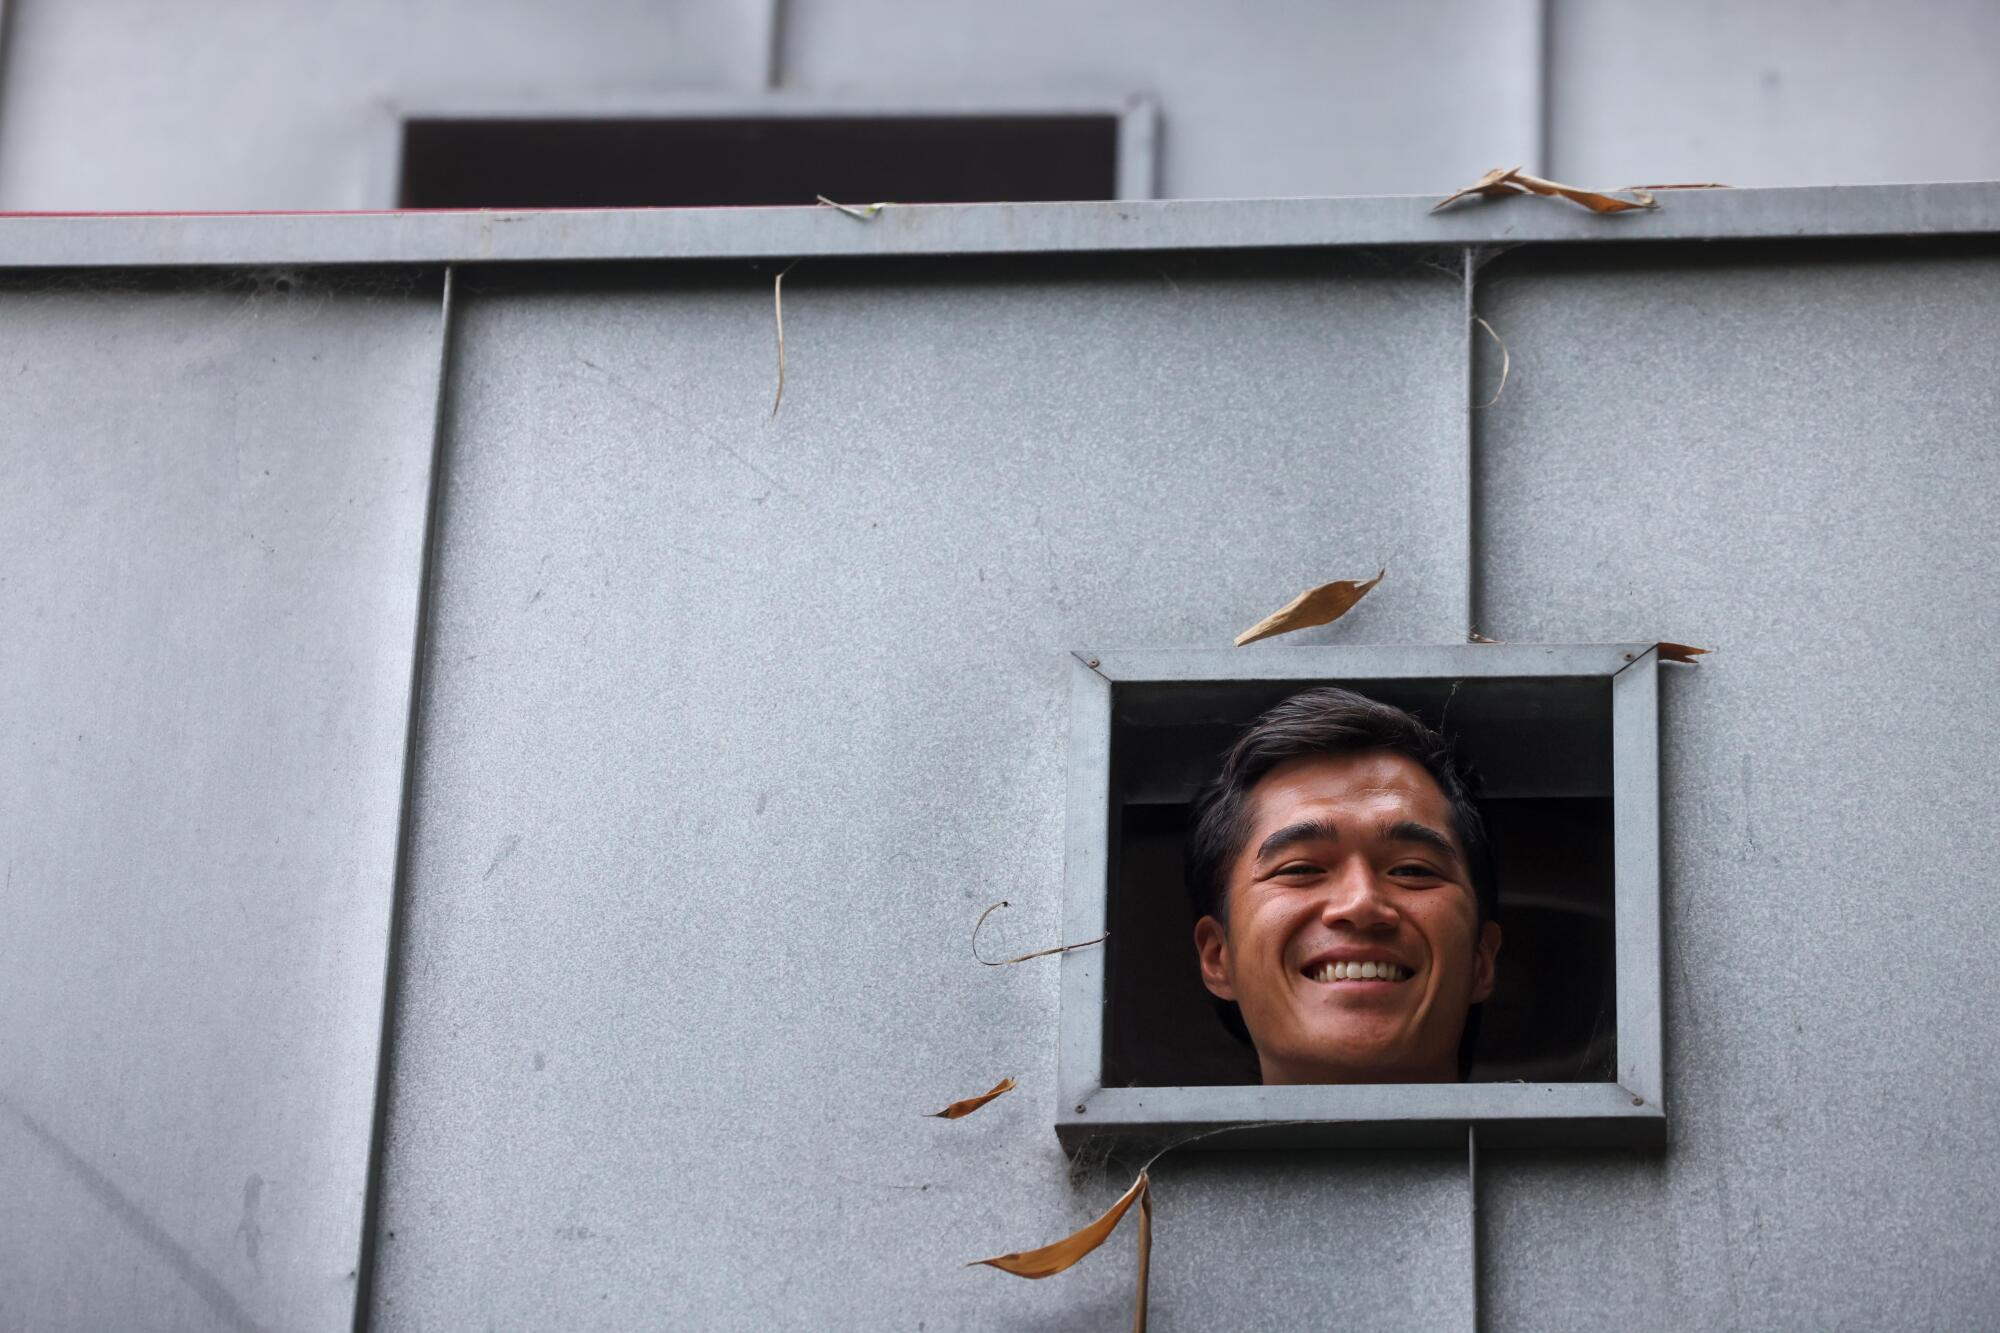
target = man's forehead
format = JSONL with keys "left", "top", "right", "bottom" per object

{"left": 1242, "top": 751, "right": 1455, "bottom": 838}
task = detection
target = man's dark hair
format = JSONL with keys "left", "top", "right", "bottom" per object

{"left": 1186, "top": 685, "right": 1498, "bottom": 927}
{"left": 1183, "top": 686, "right": 1498, "bottom": 1070}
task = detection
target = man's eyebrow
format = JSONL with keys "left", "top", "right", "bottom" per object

{"left": 1253, "top": 818, "right": 1342, "bottom": 862}
{"left": 1382, "top": 820, "right": 1461, "bottom": 861}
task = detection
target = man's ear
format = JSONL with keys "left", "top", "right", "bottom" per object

{"left": 1469, "top": 920, "right": 1502, "bottom": 1004}
{"left": 1193, "top": 914, "right": 1236, "bottom": 1001}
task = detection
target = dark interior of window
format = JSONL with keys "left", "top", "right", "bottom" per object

{"left": 1104, "top": 675, "right": 1617, "bottom": 1086}
{"left": 398, "top": 115, "right": 1121, "bottom": 210}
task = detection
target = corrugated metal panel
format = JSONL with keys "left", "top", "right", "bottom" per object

{"left": 0, "top": 271, "right": 445, "bottom": 1331}
{"left": 3, "top": 0, "right": 1994, "bottom": 214}
{"left": 1472, "top": 242, "right": 2000, "bottom": 1328}
{"left": 367, "top": 255, "right": 1478, "bottom": 1329}
{"left": 1549, "top": 0, "right": 2000, "bottom": 187}
{"left": 9, "top": 194, "right": 2000, "bottom": 1330}
{"left": 0, "top": 0, "right": 770, "bottom": 210}
{"left": 781, "top": 0, "right": 1540, "bottom": 198}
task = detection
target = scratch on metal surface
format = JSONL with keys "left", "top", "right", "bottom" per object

{"left": 235, "top": 1173, "right": 265, "bottom": 1272}
{"left": 0, "top": 1088, "right": 268, "bottom": 1332}
{"left": 482, "top": 833, "right": 523, "bottom": 883}
{"left": 575, "top": 353, "right": 793, "bottom": 499}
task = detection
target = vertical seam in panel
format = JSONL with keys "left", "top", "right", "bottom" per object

{"left": 1463, "top": 246, "right": 1482, "bottom": 638}
{"left": 1115, "top": 96, "right": 1162, "bottom": 201}
{"left": 352, "top": 264, "right": 458, "bottom": 1333}
{"left": 1535, "top": 0, "right": 1556, "bottom": 176}
{"left": 1467, "top": 1124, "right": 1482, "bottom": 1333}
{"left": 765, "top": 0, "right": 787, "bottom": 90}
{"left": 0, "top": 0, "right": 18, "bottom": 194}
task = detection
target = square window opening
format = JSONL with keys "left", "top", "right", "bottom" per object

{"left": 1103, "top": 674, "right": 1616, "bottom": 1089}
{"left": 1058, "top": 645, "right": 1665, "bottom": 1151}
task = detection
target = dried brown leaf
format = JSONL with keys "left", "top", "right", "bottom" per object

{"left": 770, "top": 261, "right": 800, "bottom": 417}
{"left": 972, "top": 1172, "right": 1150, "bottom": 1279}
{"left": 1656, "top": 642, "right": 1712, "bottom": 664}
{"left": 1512, "top": 171, "right": 1656, "bottom": 213}
{"left": 1430, "top": 166, "right": 1523, "bottom": 212}
{"left": 927, "top": 1077, "right": 1016, "bottom": 1120}
{"left": 971, "top": 900, "right": 1107, "bottom": 966}
{"left": 816, "top": 195, "right": 890, "bottom": 220}
{"left": 1473, "top": 315, "right": 1510, "bottom": 408}
{"left": 1234, "top": 570, "right": 1384, "bottom": 647}
{"left": 1433, "top": 167, "right": 1657, "bottom": 215}
{"left": 1131, "top": 1181, "right": 1153, "bottom": 1333}
{"left": 1468, "top": 631, "right": 1499, "bottom": 644}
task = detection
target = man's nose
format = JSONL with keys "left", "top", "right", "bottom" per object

{"left": 1318, "top": 860, "right": 1400, "bottom": 932}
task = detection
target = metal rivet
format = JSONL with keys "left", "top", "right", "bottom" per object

{"left": 1632, "top": 1095, "right": 1644, "bottom": 1106}
{"left": 1085, "top": 658, "right": 1099, "bottom": 669}
{"left": 1623, "top": 653, "right": 1635, "bottom": 661}
{"left": 1075, "top": 1103, "right": 1087, "bottom": 1113}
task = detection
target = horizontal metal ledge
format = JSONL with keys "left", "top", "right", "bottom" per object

{"left": 1082, "top": 642, "right": 1651, "bottom": 682}
{"left": 2, "top": 181, "right": 1996, "bottom": 269}
{"left": 1057, "top": 1082, "right": 1665, "bottom": 1153}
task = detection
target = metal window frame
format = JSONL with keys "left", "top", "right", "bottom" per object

{"left": 363, "top": 89, "right": 1161, "bottom": 210}
{"left": 1059, "top": 642, "right": 1665, "bottom": 1151}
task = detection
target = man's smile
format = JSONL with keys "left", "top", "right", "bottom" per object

{"left": 1299, "top": 956, "right": 1415, "bottom": 984}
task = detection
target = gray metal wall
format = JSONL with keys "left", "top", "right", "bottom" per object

{"left": 0, "top": 271, "right": 445, "bottom": 1330}
{"left": 1472, "top": 242, "right": 2000, "bottom": 1328}
{"left": 369, "top": 257, "right": 1477, "bottom": 1330}
{"left": 6, "top": 197, "right": 2000, "bottom": 1330}
{"left": 3, "top": 0, "right": 1997, "bottom": 209}
{"left": 1549, "top": 0, "right": 2000, "bottom": 188}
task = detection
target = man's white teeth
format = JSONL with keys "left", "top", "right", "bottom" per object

{"left": 1311, "top": 961, "right": 1410, "bottom": 982}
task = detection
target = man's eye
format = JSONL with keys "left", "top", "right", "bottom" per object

{"left": 1389, "top": 864, "right": 1443, "bottom": 881}
{"left": 1274, "top": 863, "right": 1322, "bottom": 878}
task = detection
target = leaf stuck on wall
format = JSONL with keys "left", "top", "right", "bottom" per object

{"left": 816, "top": 195, "right": 890, "bottom": 220}
{"left": 1234, "top": 570, "right": 1384, "bottom": 646}
{"left": 970, "top": 1171, "right": 1151, "bottom": 1280}
{"left": 1655, "top": 642, "right": 1712, "bottom": 664}
{"left": 770, "top": 260, "right": 800, "bottom": 417}
{"left": 928, "top": 1078, "right": 1017, "bottom": 1120}
{"left": 1433, "top": 167, "right": 1658, "bottom": 215}
{"left": 971, "top": 900, "right": 1108, "bottom": 966}
{"left": 1473, "top": 314, "right": 1511, "bottom": 408}
{"left": 1131, "top": 1179, "right": 1153, "bottom": 1333}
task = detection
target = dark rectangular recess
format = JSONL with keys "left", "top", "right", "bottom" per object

{"left": 1103, "top": 676, "right": 1617, "bottom": 1087}
{"left": 398, "top": 115, "right": 1120, "bottom": 210}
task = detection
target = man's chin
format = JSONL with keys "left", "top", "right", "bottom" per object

{"left": 1252, "top": 1026, "right": 1451, "bottom": 1084}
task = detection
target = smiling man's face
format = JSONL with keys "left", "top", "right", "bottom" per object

{"left": 1192, "top": 749, "right": 1502, "bottom": 1084}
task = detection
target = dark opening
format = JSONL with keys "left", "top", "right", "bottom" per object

{"left": 398, "top": 115, "right": 1122, "bottom": 210}
{"left": 1103, "top": 676, "right": 1617, "bottom": 1087}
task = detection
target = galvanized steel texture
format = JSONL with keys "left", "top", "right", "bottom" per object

{"left": 0, "top": 270, "right": 447, "bottom": 1330}
{"left": 364, "top": 255, "right": 1477, "bottom": 1329}
{"left": 1472, "top": 241, "right": 2000, "bottom": 1328}
{"left": 10, "top": 0, "right": 2000, "bottom": 216}
{"left": 6, "top": 202, "right": 1999, "bottom": 1330}
{"left": 0, "top": 0, "right": 774, "bottom": 211}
